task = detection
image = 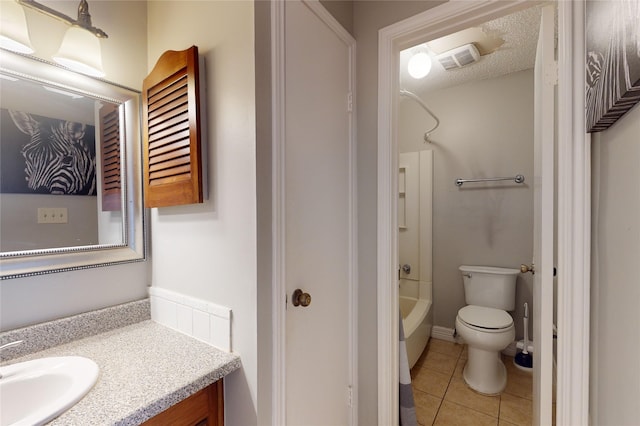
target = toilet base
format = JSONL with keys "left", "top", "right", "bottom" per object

{"left": 462, "top": 346, "right": 508, "bottom": 395}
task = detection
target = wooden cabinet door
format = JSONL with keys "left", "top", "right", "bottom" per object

{"left": 142, "top": 380, "right": 223, "bottom": 426}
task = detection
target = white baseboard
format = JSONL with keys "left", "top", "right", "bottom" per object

{"left": 149, "top": 287, "right": 232, "bottom": 352}
{"left": 431, "top": 326, "right": 463, "bottom": 344}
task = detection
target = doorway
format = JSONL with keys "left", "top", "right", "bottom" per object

{"left": 398, "top": 5, "right": 541, "bottom": 423}
{"left": 376, "top": 1, "right": 590, "bottom": 425}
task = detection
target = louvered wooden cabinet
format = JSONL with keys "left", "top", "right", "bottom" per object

{"left": 142, "top": 46, "right": 204, "bottom": 208}
{"left": 99, "top": 103, "right": 121, "bottom": 211}
{"left": 141, "top": 380, "right": 223, "bottom": 426}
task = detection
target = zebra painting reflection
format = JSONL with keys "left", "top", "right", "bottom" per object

{"left": 0, "top": 109, "right": 96, "bottom": 195}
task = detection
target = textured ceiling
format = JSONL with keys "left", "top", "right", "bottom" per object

{"left": 399, "top": 5, "right": 543, "bottom": 96}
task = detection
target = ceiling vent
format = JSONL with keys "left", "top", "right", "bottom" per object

{"left": 436, "top": 43, "right": 480, "bottom": 70}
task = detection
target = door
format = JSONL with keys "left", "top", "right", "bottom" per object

{"left": 282, "top": 1, "right": 356, "bottom": 425}
{"left": 532, "top": 4, "right": 555, "bottom": 425}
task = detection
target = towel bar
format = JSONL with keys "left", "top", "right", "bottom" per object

{"left": 455, "top": 174, "right": 525, "bottom": 187}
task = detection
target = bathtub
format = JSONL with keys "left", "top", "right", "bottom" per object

{"left": 400, "top": 294, "right": 432, "bottom": 369}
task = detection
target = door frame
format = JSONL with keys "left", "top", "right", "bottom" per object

{"left": 376, "top": 1, "right": 590, "bottom": 424}
{"left": 271, "top": 0, "right": 358, "bottom": 425}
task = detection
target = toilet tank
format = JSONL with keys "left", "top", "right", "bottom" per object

{"left": 459, "top": 265, "right": 519, "bottom": 311}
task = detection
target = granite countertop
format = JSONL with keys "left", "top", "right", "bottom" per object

{"left": 4, "top": 320, "right": 241, "bottom": 425}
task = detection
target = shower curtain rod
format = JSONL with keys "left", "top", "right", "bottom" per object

{"left": 399, "top": 89, "right": 440, "bottom": 143}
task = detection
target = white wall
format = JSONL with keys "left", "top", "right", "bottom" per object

{"left": 1, "top": 194, "right": 98, "bottom": 251}
{"left": 399, "top": 69, "right": 535, "bottom": 339}
{"left": 0, "top": 0, "right": 149, "bottom": 332}
{"left": 352, "top": 1, "right": 444, "bottom": 423}
{"left": 590, "top": 103, "right": 640, "bottom": 425}
{"left": 320, "top": 0, "right": 354, "bottom": 36}
{"left": 146, "top": 2, "right": 258, "bottom": 425}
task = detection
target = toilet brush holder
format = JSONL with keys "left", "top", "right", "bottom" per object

{"left": 516, "top": 340, "right": 534, "bottom": 353}
{"left": 514, "top": 302, "right": 533, "bottom": 371}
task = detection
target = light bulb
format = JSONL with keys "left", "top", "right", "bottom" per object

{"left": 408, "top": 52, "right": 432, "bottom": 79}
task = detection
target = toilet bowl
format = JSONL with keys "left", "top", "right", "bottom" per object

{"left": 457, "top": 265, "right": 519, "bottom": 394}
{"left": 455, "top": 305, "right": 515, "bottom": 394}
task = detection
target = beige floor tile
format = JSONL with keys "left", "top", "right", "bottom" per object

{"left": 413, "top": 388, "right": 442, "bottom": 426}
{"left": 414, "top": 346, "right": 430, "bottom": 369}
{"left": 503, "top": 357, "right": 533, "bottom": 400}
{"left": 434, "top": 400, "right": 498, "bottom": 426}
{"left": 444, "top": 378, "right": 500, "bottom": 417}
{"left": 428, "top": 338, "right": 464, "bottom": 359}
{"left": 460, "top": 344, "right": 468, "bottom": 360}
{"left": 412, "top": 367, "right": 452, "bottom": 398}
{"left": 411, "top": 364, "right": 420, "bottom": 380}
{"left": 499, "top": 393, "right": 533, "bottom": 426}
{"left": 453, "top": 357, "right": 466, "bottom": 379}
{"left": 422, "top": 350, "right": 458, "bottom": 376}
{"left": 414, "top": 341, "right": 533, "bottom": 426}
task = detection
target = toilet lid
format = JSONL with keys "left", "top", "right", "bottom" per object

{"left": 458, "top": 305, "right": 513, "bottom": 329}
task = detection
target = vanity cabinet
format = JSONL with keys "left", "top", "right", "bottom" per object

{"left": 142, "top": 380, "right": 223, "bottom": 426}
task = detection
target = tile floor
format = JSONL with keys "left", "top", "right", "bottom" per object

{"left": 410, "top": 338, "right": 534, "bottom": 426}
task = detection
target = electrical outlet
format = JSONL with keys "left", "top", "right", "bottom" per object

{"left": 53, "top": 207, "right": 68, "bottom": 223}
{"left": 37, "top": 208, "right": 68, "bottom": 224}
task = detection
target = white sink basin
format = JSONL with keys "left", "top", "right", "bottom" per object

{"left": 0, "top": 356, "right": 99, "bottom": 426}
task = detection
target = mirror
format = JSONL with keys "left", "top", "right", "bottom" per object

{"left": 0, "top": 50, "right": 145, "bottom": 279}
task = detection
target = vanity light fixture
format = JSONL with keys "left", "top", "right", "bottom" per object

{"left": 0, "top": 0, "right": 34, "bottom": 53}
{"left": 1, "top": 0, "right": 108, "bottom": 78}
{"left": 53, "top": 24, "right": 106, "bottom": 78}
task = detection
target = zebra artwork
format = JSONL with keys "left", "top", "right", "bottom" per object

{"left": 1, "top": 109, "right": 96, "bottom": 196}
{"left": 585, "top": 0, "right": 640, "bottom": 132}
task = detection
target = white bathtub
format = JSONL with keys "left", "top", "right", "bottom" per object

{"left": 400, "top": 295, "right": 432, "bottom": 369}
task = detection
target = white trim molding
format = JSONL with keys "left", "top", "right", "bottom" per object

{"left": 556, "top": 1, "right": 590, "bottom": 424}
{"left": 378, "top": 1, "right": 590, "bottom": 424}
{"left": 430, "top": 326, "right": 462, "bottom": 344}
{"left": 271, "top": 1, "right": 286, "bottom": 423}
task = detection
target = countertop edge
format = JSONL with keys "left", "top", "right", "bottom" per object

{"left": 117, "top": 360, "right": 242, "bottom": 425}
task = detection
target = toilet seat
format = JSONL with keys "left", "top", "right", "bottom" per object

{"left": 458, "top": 305, "right": 513, "bottom": 331}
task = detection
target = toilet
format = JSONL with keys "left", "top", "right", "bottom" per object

{"left": 455, "top": 265, "right": 519, "bottom": 395}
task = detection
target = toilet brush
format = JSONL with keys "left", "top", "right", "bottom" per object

{"left": 514, "top": 302, "right": 533, "bottom": 369}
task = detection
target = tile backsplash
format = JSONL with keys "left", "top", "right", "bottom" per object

{"left": 149, "top": 287, "right": 231, "bottom": 352}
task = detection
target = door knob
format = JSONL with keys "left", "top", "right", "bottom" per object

{"left": 520, "top": 263, "right": 535, "bottom": 274}
{"left": 292, "top": 289, "right": 312, "bottom": 307}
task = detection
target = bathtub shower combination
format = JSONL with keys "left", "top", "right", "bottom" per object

{"left": 400, "top": 279, "right": 433, "bottom": 369}
{"left": 398, "top": 150, "right": 434, "bottom": 369}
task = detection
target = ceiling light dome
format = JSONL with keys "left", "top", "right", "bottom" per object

{"left": 408, "top": 52, "right": 432, "bottom": 79}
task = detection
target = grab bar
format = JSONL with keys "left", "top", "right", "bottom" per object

{"left": 455, "top": 174, "right": 525, "bottom": 187}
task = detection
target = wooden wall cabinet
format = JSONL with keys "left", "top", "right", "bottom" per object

{"left": 142, "top": 45, "right": 204, "bottom": 208}
{"left": 142, "top": 380, "right": 223, "bottom": 426}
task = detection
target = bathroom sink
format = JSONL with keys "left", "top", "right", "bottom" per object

{"left": 0, "top": 356, "right": 99, "bottom": 426}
